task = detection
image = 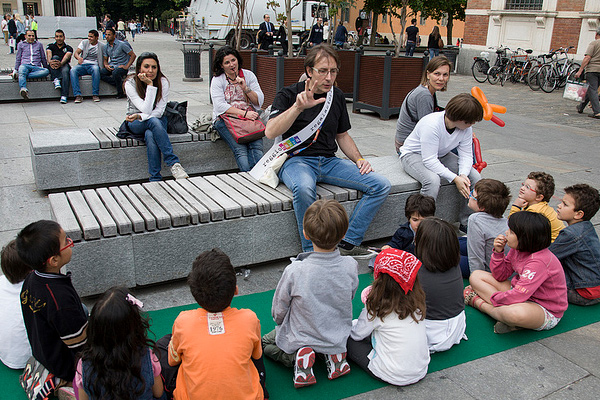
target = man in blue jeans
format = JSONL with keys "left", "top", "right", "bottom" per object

{"left": 70, "top": 30, "right": 104, "bottom": 103}
{"left": 101, "top": 28, "right": 136, "bottom": 98}
{"left": 46, "top": 29, "right": 72, "bottom": 104}
{"left": 13, "top": 30, "right": 49, "bottom": 99}
{"left": 265, "top": 44, "right": 391, "bottom": 257}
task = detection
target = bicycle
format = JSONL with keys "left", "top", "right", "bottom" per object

{"left": 501, "top": 48, "right": 534, "bottom": 85}
{"left": 526, "top": 53, "right": 554, "bottom": 91}
{"left": 537, "top": 46, "right": 580, "bottom": 93}
{"left": 486, "top": 47, "right": 512, "bottom": 85}
{"left": 471, "top": 46, "right": 510, "bottom": 84}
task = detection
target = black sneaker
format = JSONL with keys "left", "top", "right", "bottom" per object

{"left": 576, "top": 103, "right": 585, "bottom": 114}
{"left": 339, "top": 245, "right": 376, "bottom": 259}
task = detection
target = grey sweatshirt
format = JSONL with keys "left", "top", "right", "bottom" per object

{"left": 273, "top": 249, "right": 359, "bottom": 354}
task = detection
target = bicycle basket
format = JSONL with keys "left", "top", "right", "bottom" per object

{"left": 479, "top": 51, "right": 490, "bottom": 59}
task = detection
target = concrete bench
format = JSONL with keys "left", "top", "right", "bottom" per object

{"left": 48, "top": 155, "right": 462, "bottom": 296}
{"left": 0, "top": 75, "right": 117, "bottom": 102}
{"left": 30, "top": 127, "right": 273, "bottom": 190}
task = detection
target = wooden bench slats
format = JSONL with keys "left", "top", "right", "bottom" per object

{"left": 82, "top": 189, "right": 118, "bottom": 237}
{"left": 188, "top": 176, "right": 241, "bottom": 219}
{"left": 89, "top": 128, "right": 113, "bottom": 149}
{"left": 48, "top": 193, "right": 83, "bottom": 241}
{"left": 317, "top": 183, "right": 353, "bottom": 202}
{"left": 108, "top": 187, "right": 146, "bottom": 233}
{"left": 315, "top": 185, "right": 335, "bottom": 200}
{"left": 129, "top": 184, "right": 173, "bottom": 229}
{"left": 66, "top": 191, "right": 102, "bottom": 240}
{"left": 174, "top": 179, "right": 225, "bottom": 222}
{"left": 157, "top": 181, "right": 200, "bottom": 225}
{"left": 205, "top": 175, "right": 257, "bottom": 217}
{"left": 164, "top": 180, "right": 211, "bottom": 223}
{"left": 96, "top": 188, "right": 133, "bottom": 235}
{"left": 119, "top": 185, "right": 158, "bottom": 231}
{"left": 99, "top": 127, "right": 121, "bottom": 148}
{"left": 228, "top": 173, "right": 283, "bottom": 213}
{"left": 238, "top": 172, "right": 293, "bottom": 210}
{"left": 273, "top": 183, "right": 294, "bottom": 200}
{"left": 217, "top": 174, "right": 271, "bottom": 214}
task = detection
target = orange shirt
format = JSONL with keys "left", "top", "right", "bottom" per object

{"left": 169, "top": 307, "right": 263, "bottom": 400}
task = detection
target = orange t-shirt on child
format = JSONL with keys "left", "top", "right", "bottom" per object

{"left": 169, "top": 307, "right": 263, "bottom": 400}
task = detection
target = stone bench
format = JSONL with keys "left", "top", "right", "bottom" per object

{"left": 30, "top": 127, "right": 273, "bottom": 191}
{"left": 0, "top": 75, "right": 117, "bottom": 102}
{"left": 48, "top": 156, "right": 462, "bottom": 296}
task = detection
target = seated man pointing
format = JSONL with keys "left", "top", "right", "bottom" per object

{"left": 264, "top": 44, "right": 391, "bottom": 256}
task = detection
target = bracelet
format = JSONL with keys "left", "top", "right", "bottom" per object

{"left": 244, "top": 110, "right": 248, "bottom": 118}
{"left": 357, "top": 158, "right": 365, "bottom": 162}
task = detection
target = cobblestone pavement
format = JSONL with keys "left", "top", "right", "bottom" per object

{"left": 1, "top": 32, "right": 599, "bottom": 399}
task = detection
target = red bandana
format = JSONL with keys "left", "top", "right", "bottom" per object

{"left": 374, "top": 248, "right": 422, "bottom": 294}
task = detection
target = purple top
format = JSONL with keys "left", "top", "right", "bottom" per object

{"left": 15, "top": 41, "right": 48, "bottom": 70}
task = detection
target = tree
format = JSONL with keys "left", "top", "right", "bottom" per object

{"left": 409, "top": 0, "right": 466, "bottom": 45}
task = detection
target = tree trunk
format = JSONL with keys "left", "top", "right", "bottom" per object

{"left": 369, "top": 13, "right": 378, "bottom": 47}
{"left": 390, "top": 14, "right": 399, "bottom": 57}
{"left": 447, "top": 15, "right": 453, "bottom": 46}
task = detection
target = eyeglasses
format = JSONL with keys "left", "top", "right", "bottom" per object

{"left": 521, "top": 182, "right": 537, "bottom": 193}
{"left": 312, "top": 67, "right": 339, "bottom": 77}
{"left": 469, "top": 189, "right": 477, "bottom": 201}
{"left": 59, "top": 237, "right": 74, "bottom": 253}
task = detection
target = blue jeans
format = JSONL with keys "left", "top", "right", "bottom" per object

{"left": 429, "top": 48, "right": 440, "bottom": 61}
{"left": 70, "top": 63, "right": 100, "bottom": 96}
{"left": 405, "top": 41, "right": 416, "bottom": 57}
{"left": 18, "top": 64, "right": 49, "bottom": 90}
{"left": 100, "top": 66, "right": 128, "bottom": 96}
{"left": 458, "top": 236, "right": 469, "bottom": 278}
{"left": 213, "top": 117, "right": 264, "bottom": 172}
{"left": 128, "top": 116, "right": 180, "bottom": 181}
{"left": 279, "top": 156, "right": 391, "bottom": 252}
{"left": 401, "top": 151, "right": 480, "bottom": 226}
{"left": 49, "top": 56, "right": 70, "bottom": 98}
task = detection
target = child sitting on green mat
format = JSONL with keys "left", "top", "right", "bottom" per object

{"left": 263, "top": 199, "right": 359, "bottom": 388}
{"left": 550, "top": 184, "right": 600, "bottom": 306}
{"left": 168, "top": 248, "right": 267, "bottom": 399}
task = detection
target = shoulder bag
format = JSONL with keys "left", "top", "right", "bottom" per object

{"left": 219, "top": 110, "right": 266, "bottom": 144}
{"left": 165, "top": 101, "right": 189, "bottom": 134}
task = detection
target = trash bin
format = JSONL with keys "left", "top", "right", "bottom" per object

{"left": 441, "top": 46, "right": 459, "bottom": 73}
{"left": 181, "top": 43, "right": 203, "bottom": 82}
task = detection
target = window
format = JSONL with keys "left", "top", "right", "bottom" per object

{"left": 341, "top": 7, "right": 350, "bottom": 23}
{"left": 2, "top": 3, "right": 11, "bottom": 14}
{"left": 419, "top": 16, "right": 427, "bottom": 26}
{"left": 382, "top": 13, "right": 387, "bottom": 24}
{"left": 505, "top": 0, "right": 543, "bottom": 10}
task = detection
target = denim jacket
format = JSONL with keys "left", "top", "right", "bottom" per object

{"left": 549, "top": 221, "right": 600, "bottom": 289}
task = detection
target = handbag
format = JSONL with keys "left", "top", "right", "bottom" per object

{"left": 219, "top": 111, "right": 266, "bottom": 144}
{"left": 563, "top": 80, "right": 589, "bottom": 102}
{"left": 165, "top": 101, "right": 188, "bottom": 134}
{"left": 20, "top": 356, "right": 60, "bottom": 400}
{"left": 438, "top": 37, "right": 444, "bottom": 49}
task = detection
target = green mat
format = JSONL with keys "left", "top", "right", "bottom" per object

{"left": 2, "top": 274, "right": 600, "bottom": 399}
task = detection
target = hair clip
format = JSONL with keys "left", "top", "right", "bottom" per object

{"left": 126, "top": 293, "right": 144, "bottom": 309}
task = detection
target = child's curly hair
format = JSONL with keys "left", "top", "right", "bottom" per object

{"left": 528, "top": 171, "right": 555, "bottom": 202}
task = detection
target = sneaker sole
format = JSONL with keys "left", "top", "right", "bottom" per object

{"left": 327, "top": 353, "right": 351, "bottom": 380}
{"left": 342, "top": 250, "right": 377, "bottom": 260}
{"left": 294, "top": 347, "right": 316, "bottom": 388}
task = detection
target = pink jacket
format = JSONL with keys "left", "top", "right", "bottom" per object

{"left": 490, "top": 248, "right": 568, "bottom": 318}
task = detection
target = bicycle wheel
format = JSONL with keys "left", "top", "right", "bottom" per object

{"left": 527, "top": 64, "right": 541, "bottom": 91}
{"left": 558, "top": 63, "right": 580, "bottom": 88}
{"left": 538, "top": 64, "right": 557, "bottom": 93}
{"left": 487, "top": 66, "right": 501, "bottom": 85}
{"left": 471, "top": 59, "right": 489, "bottom": 83}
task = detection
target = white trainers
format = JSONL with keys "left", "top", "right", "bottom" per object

{"left": 60, "top": 96, "right": 67, "bottom": 104}
{"left": 53, "top": 78, "right": 61, "bottom": 89}
{"left": 20, "top": 88, "right": 29, "bottom": 99}
{"left": 170, "top": 163, "right": 189, "bottom": 180}
{"left": 325, "top": 352, "right": 351, "bottom": 380}
{"left": 294, "top": 347, "right": 316, "bottom": 388}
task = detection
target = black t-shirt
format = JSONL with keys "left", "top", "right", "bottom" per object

{"left": 21, "top": 271, "right": 88, "bottom": 381}
{"left": 418, "top": 264, "right": 465, "bottom": 320}
{"left": 270, "top": 82, "right": 351, "bottom": 158}
{"left": 105, "top": 20, "right": 115, "bottom": 30}
{"left": 428, "top": 34, "right": 440, "bottom": 49}
{"left": 406, "top": 26, "right": 419, "bottom": 42}
{"left": 46, "top": 42, "right": 74, "bottom": 59}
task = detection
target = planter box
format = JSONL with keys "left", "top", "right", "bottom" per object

{"left": 352, "top": 50, "right": 424, "bottom": 120}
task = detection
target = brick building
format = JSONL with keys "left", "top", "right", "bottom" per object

{"left": 463, "top": 0, "right": 600, "bottom": 58}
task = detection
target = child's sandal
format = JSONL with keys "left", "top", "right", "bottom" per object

{"left": 463, "top": 285, "right": 484, "bottom": 310}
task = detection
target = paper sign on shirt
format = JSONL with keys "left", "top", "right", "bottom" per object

{"left": 207, "top": 312, "right": 225, "bottom": 335}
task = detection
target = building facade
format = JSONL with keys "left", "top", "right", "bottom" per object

{"left": 2, "top": 0, "right": 86, "bottom": 17}
{"left": 463, "top": 0, "right": 600, "bottom": 58}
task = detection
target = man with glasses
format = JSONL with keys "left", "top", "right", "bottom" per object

{"left": 264, "top": 44, "right": 391, "bottom": 257}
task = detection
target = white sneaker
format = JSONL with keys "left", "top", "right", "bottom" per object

{"left": 294, "top": 347, "right": 316, "bottom": 388}
{"left": 60, "top": 96, "right": 67, "bottom": 104}
{"left": 170, "top": 163, "right": 189, "bottom": 180}
{"left": 20, "top": 88, "right": 29, "bottom": 99}
{"left": 53, "top": 78, "right": 61, "bottom": 89}
{"left": 325, "top": 352, "right": 351, "bottom": 380}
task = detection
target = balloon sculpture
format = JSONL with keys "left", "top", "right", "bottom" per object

{"left": 469, "top": 86, "right": 507, "bottom": 172}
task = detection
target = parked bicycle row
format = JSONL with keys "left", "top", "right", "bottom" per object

{"left": 471, "top": 46, "right": 580, "bottom": 93}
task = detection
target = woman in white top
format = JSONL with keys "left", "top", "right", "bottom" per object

{"left": 211, "top": 46, "right": 265, "bottom": 171}
{"left": 125, "top": 52, "right": 188, "bottom": 181}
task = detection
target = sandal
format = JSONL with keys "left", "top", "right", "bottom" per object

{"left": 463, "top": 285, "right": 484, "bottom": 310}
{"left": 494, "top": 321, "right": 523, "bottom": 334}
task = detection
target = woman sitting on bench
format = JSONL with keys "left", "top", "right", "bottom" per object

{"left": 124, "top": 52, "right": 188, "bottom": 181}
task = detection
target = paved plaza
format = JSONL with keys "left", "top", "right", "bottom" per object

{"left": 1, "top": 32, "right": 600, "bottom": 399}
